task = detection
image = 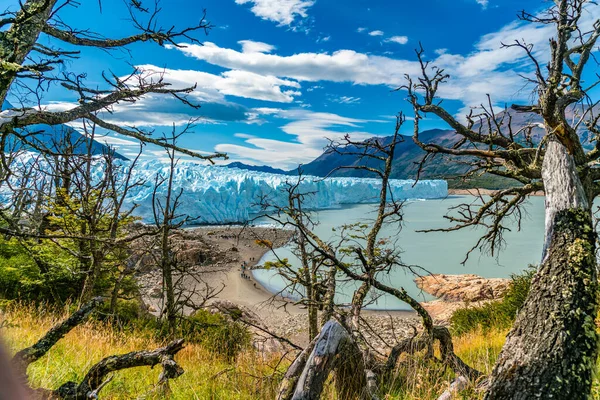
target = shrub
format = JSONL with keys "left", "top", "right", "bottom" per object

{"left": 450, "top": 267, "right": 535, "bottom": 335}
{"left": 180, "top": 310, "right": 251, "bottom": 360}
{"left": 255, "top": 239, "right": 272, "bottom": 247}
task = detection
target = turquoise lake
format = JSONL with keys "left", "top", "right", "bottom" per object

{"left": 253, "top": 195, "right": 547, "bottom": 310}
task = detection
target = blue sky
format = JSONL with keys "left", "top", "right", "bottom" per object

{"left": 2, "top": 0, "right": 599, "bottom": 168}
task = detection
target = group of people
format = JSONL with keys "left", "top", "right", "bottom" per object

{"left": 240, "top": 261, "right": 251, "bottom": 280}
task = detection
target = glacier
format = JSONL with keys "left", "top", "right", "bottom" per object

{"left": 2, "top": 156, "right": 447, "bottom": 224}
{"left": 126, "top": 160, "right": 448, "bottom": 224}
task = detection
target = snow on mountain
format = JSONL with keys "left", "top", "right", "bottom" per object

{"left": 127, "top": 160, "right": 448, "bottom": 224}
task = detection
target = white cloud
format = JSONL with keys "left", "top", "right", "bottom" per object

{"left": 172, "top": 41, "right": 421, "bottom": 86}
{"left": 136, "top": 64, "right": 302, "bottom": 103}
{"left": 235, "top": 0, "right": 315, "bottom": 26}
{"left": 332, "top": 96, "right": 361, "bottom": 104}
{"left": 215, "top": 109, "right": 377, "bottom": 169}
{"left": 357, "top": 27, "right": 367, "bottom": 33}
{"left": 476, "top": 0, "right": 489, "bottom": 9}
{"left": 385, "top": 36, "right": 408, "bottom": 45}
{"left": 368, "top": 30, "right": 384, "bottom": 36}
{"left": 238, "top": 40, "right": 276, "bottom": 54}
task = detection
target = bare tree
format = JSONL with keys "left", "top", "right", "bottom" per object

{"left": 265, "top": 115, "right": 480, "bottom": 400}
{"left": 403, "top": 0, "right": 600, "bottom": 398}
{"left": 0, "top": 0, "right": 225, "bottom": 178}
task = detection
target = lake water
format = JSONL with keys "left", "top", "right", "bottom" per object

{"left": 253, "top": 195, "right": 546, "bottom": 310}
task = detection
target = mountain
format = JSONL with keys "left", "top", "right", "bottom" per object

{"left": 2, "top": 101, "right": 127, "bottom": 160}
{"left": 295, "top": 108, "right": 598, "bottom": 189}
{"left": 224, "top": 162, "right": 289, "bottom": 175}
{"left": 298, "top": 128, "right": 465, "bottom": 180}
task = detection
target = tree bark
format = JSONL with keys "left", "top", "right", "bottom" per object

{"left": 52, "top": 339, "right": 185, "bottom": 399}
{"left": 0, "top": 0, "right": 58, "bottom": 104}
{"left": 289, "top": 319, "right": 363, "bottom": 400}
{"left": 485, "top": 138, "right": 598, "bottom": 399}
{"left": 540, "top": 139, "right": 589, "bottom": 260}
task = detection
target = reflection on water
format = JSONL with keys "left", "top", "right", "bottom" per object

{"left": 253, "top": 195, "right": 546, "bottom": 310}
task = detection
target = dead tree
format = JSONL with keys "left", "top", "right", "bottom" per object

{"left": 264, "top": 115, "right": 480, "bottom": 399}
{"left": 11, "top": 297, "right": 186, "bottom": 399}
{"left": 403, "top": 1, "right": 600, "bottom": 398}
{"left": 0, "top": 1, "right": 226, "bottom": 221}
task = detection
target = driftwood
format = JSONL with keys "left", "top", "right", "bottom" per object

{"left": 12, "top": 297, "right": 104, "bottom": 376}
{"left": 11, "top": 297, "right": 186, "bottom": 399}
{"left": 51, "top": 339, "right": 185, "bottom": 399}
{"left": 277, "top": 319, "right": 365, "bottom": 400}
{"left": 437, "top": 376, "right": 468, "bottom": 400}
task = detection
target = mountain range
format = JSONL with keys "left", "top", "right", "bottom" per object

{"left": 226, "top": 108, "right": 597, "bottom": 189}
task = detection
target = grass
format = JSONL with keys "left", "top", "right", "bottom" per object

{"left": 1, "top": 303, "right": 283, "bottom": 400}
{"left": 0, "top": 302, "right": 512, "bottom": 400}
{"left": 5, "top": 301, "right": 598, "bottom": 399}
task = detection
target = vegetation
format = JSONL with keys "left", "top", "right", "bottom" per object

{"left": 450, "top": 269, "right": 535, "bottom": 335}
{"left": 0, "top": 301, "right": 506, "bottom": 400}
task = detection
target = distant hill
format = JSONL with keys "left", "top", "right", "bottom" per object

{"left": 2, "top": 101, "right": 127, "bottom": 160}
{"left": 292, "top": 108, "right": 598, "bottom": 189}
{"left": 224, "top": 162, "right": 289, "bottom": 175}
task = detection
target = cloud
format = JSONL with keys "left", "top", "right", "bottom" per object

{"left": 368, "top": 30, "right": 384, "bottom": 36}
{"left": 169, "top": 39, "right": 532, "bottom": 109}
{"left": 332, "top": 96, "right": 361, "bottom": 104}
{"left": 238, "top": 40, "right": 276, "bottom": 53}
{"left": 136, "top": 64, "right": 302, "bottom": 103}
{"left": 235, "top": 0, "right": 315, "bottom": 26}
{"left": 215, "top": 109, "right": 377, "bottom": 169}
{"left": 385, "top": 36, "right": 408, "bottom": 45}
{"left": 357, "top": 27, "right": 367, "bottom": 33}
{"left": 476, "top": 0, "right": 489, "bottom": 9}
{"left": 171, "top": 41, "right": 421, "bottom": 86}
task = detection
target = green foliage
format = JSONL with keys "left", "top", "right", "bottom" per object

{"left": 446, "top": 173, "right": 523, "bottom": 190}
{"left": 178, "top": 310, "right": 252, "bottom": 360}
{"left": 134, "top": 310, "right": 252, "bottom": 361}
{"left": 0, "top": 238, "right": 81, "bottom": 302}
{"left": 450, "top": 267, "right": 535, "bottom": 335}
{"left": 97, "top": 299, "right": 145, "bottom": 325}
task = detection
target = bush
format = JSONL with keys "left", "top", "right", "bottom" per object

{"left": 180, "top": 310, "right": 251, "bottom": 360}
{"left": 450, "top": 267, "right": 534, "bottom": 335}
{"left": 0, "top": 238, "right": 82, "bottom": 303}
{"left": 137, "top": 310, "right": 252, "bottom": 361}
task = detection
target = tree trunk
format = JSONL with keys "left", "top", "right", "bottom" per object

{"left": 0, "top": 0, "right": 58, "bottom": 104}
{"left": 79, "top": 249, "right": 102, "bottom": 306}
{"left": 289, "top": 319, "right": 364, "bottom": 400}
{"left": 485, "top": 139, "right": 598, "bottom": 399}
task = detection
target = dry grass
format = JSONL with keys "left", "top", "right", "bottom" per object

{"left": 1, "top": 303, "right": 284, "bottom": 399}
{"left": 2, "top": 303, "right": 581, "bottom": 400}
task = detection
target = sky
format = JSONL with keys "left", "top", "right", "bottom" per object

{"left": 2, "top": 0, "right": 599, "bottom": 168}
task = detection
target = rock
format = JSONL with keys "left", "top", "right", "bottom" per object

{"left": 415, "top": 274, "right": 510, "bottom": 302}
{"left": 206, "top": 299, "right": 261, "bottom": 324}
{"left": 150, "top": 286, "right": 162, "bottom": 298}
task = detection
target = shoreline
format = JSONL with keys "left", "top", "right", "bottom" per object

{"left": 448, "top": 188, "right": 544, "bottom": 196}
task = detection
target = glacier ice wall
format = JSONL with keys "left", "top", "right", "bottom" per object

{"left": 126, "top": 160, "right": 448, "bottom": 224}
{"left": 1, "top": 156, "right": 447, "bottom": 224}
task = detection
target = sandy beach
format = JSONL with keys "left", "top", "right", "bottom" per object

{"left": 136, "top": 225, "right": 427, "bottom": 347}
